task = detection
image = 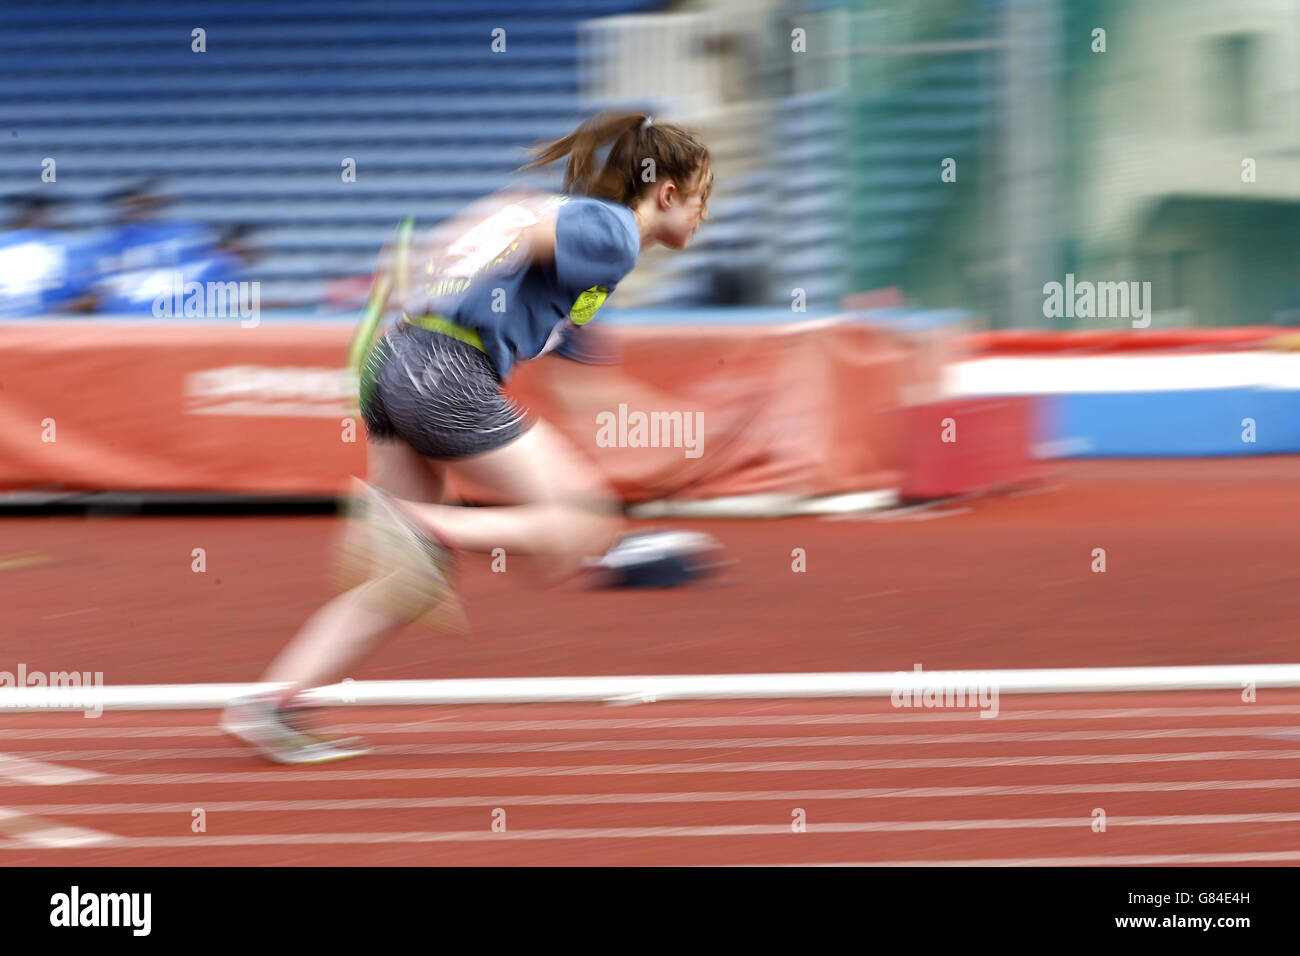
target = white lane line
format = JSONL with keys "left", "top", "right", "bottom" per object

{"left": 0, "top": 756, "right": 114, "bottom": 847}
{"left": 8, "top": 666, "right": 1300, "bottom": 711}
{"left": 13, "top": 664, "right": 1299, "bottom": 710}
{"left": 14, "top": 776, "right": 1300, "bottom": 815}
{"left": 6, "top": 704, "right": 1300, "bottom": 737}
{"left": 2, "top": 749, "right": 1299, "bottom": 786}
{"left": 356, "top": 702, "right": 1300, "bottom": 726}
{"left": 9, "top": 724, "right": 1300, "bottom": 762}
{"left": 0, "top": 807, "right": 114, "bottom": 848}
{"left": 4, "top": 811, "right": 1298, "bottom": 850}
{"left": 0, "top": 753, "right": 102, "bottom": 785}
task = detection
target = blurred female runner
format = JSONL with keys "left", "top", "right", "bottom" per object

{"left": 223, "top": 111, "right": 712, "bottom": 762}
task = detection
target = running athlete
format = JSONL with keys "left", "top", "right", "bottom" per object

{"left": 223, "top": 111, "right": 712, "bottom": 762}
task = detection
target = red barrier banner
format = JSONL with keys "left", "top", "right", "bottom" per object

{"left": 0, "top": 320, "right": 926, "bottom": 501}
{"left": 0, "top": 322, "right": 363, "bottom": 496}
{"left": 961, "top": 327, "right": 1300, "bottom": 356}
{"left": 899, "top": 397, "right": 1042, "bottom": 502}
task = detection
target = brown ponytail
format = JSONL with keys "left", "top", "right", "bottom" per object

{"left": 518, "top": 110, "right": 712, "bottom": 210}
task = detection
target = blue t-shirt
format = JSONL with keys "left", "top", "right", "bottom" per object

{"left": 95, "top": 250, "right": 245, "bottom": 315}
{"left": 413, "top": 195, "right": 639, "bottom": 381}
{"left": 89, "top": 220, "right": 225, "bottom": 314}
{"left": 96, "top": 221, "right": 216, "bottom": 274}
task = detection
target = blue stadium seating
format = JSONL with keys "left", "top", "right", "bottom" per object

{"left": 0, "top": 0, "right": 669, "bottom": 309}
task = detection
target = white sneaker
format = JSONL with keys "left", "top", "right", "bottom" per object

{"left": 221, "top": 695, "right": 372, "bottom": 765}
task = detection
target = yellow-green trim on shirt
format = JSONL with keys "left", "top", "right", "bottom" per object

{"left": 403, "top": 313, "right": 487, "bottom": 353}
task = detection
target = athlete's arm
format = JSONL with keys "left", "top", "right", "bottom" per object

{"left": 519, "top": 213, "right": 557, "bottom": 264}
{"left": 526, "top": 200, "right": 638, "bottom": 284}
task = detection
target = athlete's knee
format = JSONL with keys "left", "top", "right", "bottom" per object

{"left": 556, "top": 497, "right": 621, "bottom": 554}
{"left": 586, "top": 509, "right": 623, "bottom": 557}
{"left": 523, "top": 503, "right": 616, "bottom": 585}
{"left": 355, "top": 567, "right": 444, "bottom": 625}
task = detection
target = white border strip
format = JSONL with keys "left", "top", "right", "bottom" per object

{"left": 0, "top": 664, "right": 1298, "bottom": 711}
{"left": 947, "top": 353, "right": 1300, "bottom": 394}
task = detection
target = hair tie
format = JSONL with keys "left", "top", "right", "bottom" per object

{"left": 641, "top": 115, "right": 653, "bottom": 130}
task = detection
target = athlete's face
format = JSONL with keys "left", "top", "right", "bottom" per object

{"left": 658, "top": 170, "right": 711, "bottom": 250}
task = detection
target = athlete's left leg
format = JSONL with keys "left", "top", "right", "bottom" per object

{"left": 259, "top": 439, "right": 448, "bottom": 706}
{"left": 223, "top": 438, "right": 454, "bottom": 762}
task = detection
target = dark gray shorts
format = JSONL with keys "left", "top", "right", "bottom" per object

{"left": 360, "top": 322, "right": 534, "bottom": 460}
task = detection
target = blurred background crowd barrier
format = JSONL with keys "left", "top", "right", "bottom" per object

{"left": 2, "top": 0, "right": 1298, "bottom": 500}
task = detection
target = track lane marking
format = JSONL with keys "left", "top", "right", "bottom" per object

{"left": 0, "top": 807, "right": 114, "bottom": 848}
{"left": 13, "top": 776, "right": 1300, "bottom": 814}
{"left": 5, "top": 723, "right": 1300, "bottom": 761}
{"left": 2, "top": 749, "right": 1299, "bottom": 786}
{"left": 8, "top": 702, "right": 1300, "bottom": 737}
{"left": 4, "top": 812, "right": 1299, "bottom": 850}
{"left": 0, "top": 753, "right": 101, "bottom": 785}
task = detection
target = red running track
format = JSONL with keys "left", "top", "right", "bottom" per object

{"left": 1, "top": 459, "right": 1299, "bottom": 864}
{"left": 3, "top": 695, "right": 1300, "bottom": 865}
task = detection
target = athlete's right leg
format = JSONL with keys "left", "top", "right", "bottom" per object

{"left": 261, "top": 439, "right": 451, "bottom": 703}
{"left": 392, "top": 418, "right": 623, "bottom": 584}
{"left": 222, "top": 439, "right": 452, "bottom": 763}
